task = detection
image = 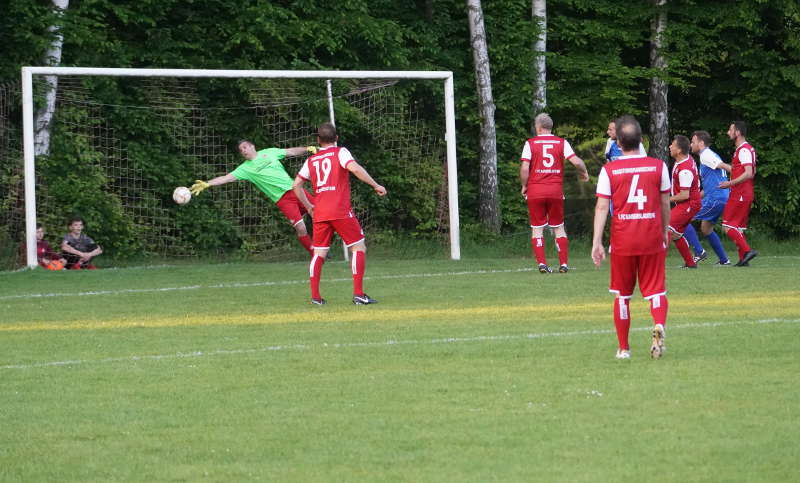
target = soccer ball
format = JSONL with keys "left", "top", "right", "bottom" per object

{"left": 173, "top": 186, "right": 191, "bottom": 205}
{"left": 45, "top": 260, "right": 64, "bottom": 271}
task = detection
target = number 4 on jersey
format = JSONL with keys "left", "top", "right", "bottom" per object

{"left": 627, "top": 174, "right": 647, "bottom": 210}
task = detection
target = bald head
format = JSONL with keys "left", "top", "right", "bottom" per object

{"left": 615, "top": 115, "right": 642, "bottom": 152}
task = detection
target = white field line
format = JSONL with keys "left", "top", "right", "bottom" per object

{"left": 2, "top": 317, "right": 797, "bottom": 371}
{"left": 0, "top": 267, "right": 535, "bottom": 301}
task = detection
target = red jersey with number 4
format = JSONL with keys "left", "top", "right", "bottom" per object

{"left": 671, "top": 156, "right": 702, "bottom": 208}
{"left": 596, "top": 155, "right": 671, "bottom": 255}
{"left": 298, "top": 146, "right": 356, "bottom": 222}
{"left": 520, "top": 135, "right": 576, "bottom": 199}
{"left": 731, "top": 142, "right": 756, "bottom": 199}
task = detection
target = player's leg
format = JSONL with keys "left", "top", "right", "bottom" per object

{"left": 527, "top": 198, "right": 550, "bottom": 272}
{"left": 722, "top": 198, "right": 757, "bottom": 265}
{"left": 275, "top": 190, "right": 313, "bottom": 254}
{"left": 609, "top": 252, "right": 636, "bottom": 359}
{"left": 682, "top": 223, "right": 705, "bottom": 259}
{"left": 639, "top": 250, "right": 668, "bottom": 358}
{"left": 332, "top": 218, "right": 376, "bottom": 304}
{"left": 309, "top": 223, "right": 334, "bottom": 304}
{"left": 549, "top": 199, "right": 569, "bottom": 272}
{"left": 701, "top": 218, "right": 730, "bottom": 265}
{"left": 668, "top": 205, "right": 697, "bottom": 268}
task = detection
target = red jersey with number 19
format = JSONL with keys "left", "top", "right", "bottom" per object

{"left": 520, "top": 134, "right": 576, "bottom": 199}
{"left": 596, "top": 155, "right": 671, "bottom": 255}
{"left": 298, "top": 146, "right": 356, "bottom": 222}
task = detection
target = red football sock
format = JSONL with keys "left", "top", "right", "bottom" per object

{"left": 726, "top": 228, "right": 751, "bottom": 258}
{"left": 352, "top": 250, "right": 365, "bottom": 296}
{"left": 674, "top": 237, "right": 695, "bottom": 266}
{"left": 297, "top": 234, "right": 313, "bottom": 254}
{"left": 613, "top": 297, "right": 631, "bottom": 350}
{"left": 310, "top": 254, "right": 325, "bottom": 300}
{"left": 532, "top": 237, "right": 546, "bottom": 265}
{"left": 555, "top": 236, "right": 569, "bottom": 266}
{"left": 649, "top": 294, "right": 668, "bottom": 326}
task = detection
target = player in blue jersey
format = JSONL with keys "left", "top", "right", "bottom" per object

{"left": 682, "top": 131, "right": 731, "bottom": 265}
{"left": 604, "top": 120, "right": 646, "bottom": 163}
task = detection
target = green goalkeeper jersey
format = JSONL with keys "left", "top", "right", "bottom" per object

{"left": 231, "top": 148, "right": 294, "bottom": 203}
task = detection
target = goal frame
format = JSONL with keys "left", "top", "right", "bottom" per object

{"left": 20, "top": 67, "right": 461, "bottom": 267}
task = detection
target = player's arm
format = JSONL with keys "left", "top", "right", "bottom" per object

{"left": 719, "top": 165, "right": 753, "bottom": 188}
{"left": 591, "top": 197, "right": 610, "bottom": 267}
{"left": 568, "top": 155, "right": 590, "bottom": 182}
{"left": 347, "top": 161, "right": 387, "bottom": 196}
{"left": 61, "top": 240, "right": 86, "bottom": 258}
{"left": 519, "top": 161, "right": 530, "bottom": 196}
{"left": 660, "top": 191, "right": 671, "bottom": 244}
{"left": 718, "top": 161, "right": 732, "bottom": 173}
{"left": 190, "top": 173, "right": 237, "bottom": 195}
{"left": 284, "top": 146, "right": 318, "bottom": 157}
{"left": 292, "top": 175, "right": 315, "bottom": 214}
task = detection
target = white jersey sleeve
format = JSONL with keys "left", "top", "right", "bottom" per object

{"left": 678, "top": 169, "right": 694, "bottom": 188}
{"left": 298, "top": 159, "right": 311, "bottom": 180}
{"left": 738, "top": 148, "right": 753, "bottom": 165}
{"left": 520, "top": 141, "right": 532, "bottom": 161}
{"left": 700, "top": 149, "right": 722, "bottom": 169}
{"left": 563, "top": 139, "right": 576, "bottom": 159}
{"left": 661, "top": 162, "right": 671, "bottom": 191}
{"left": 596, "top": 166, "right": 611, "bottom": 197}
{"left": 604, "top": 138, "right": 613, "bottom": 156}
{"left": 338, "top": 147, "right": 355, "bottom": 169}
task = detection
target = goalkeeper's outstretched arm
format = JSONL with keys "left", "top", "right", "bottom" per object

{"left": 284, "top": 146, "right": 318, "bottom": 157}
{"left": 190, "top": 173, "right": 237, "bottom": 195}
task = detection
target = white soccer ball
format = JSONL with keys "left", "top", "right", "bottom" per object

{"left": 173, "top": 186, "right": 191, "bottom": 205}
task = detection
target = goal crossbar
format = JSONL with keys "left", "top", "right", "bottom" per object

{"left": 20, "top": 67, "right": 461, "bottom": 266}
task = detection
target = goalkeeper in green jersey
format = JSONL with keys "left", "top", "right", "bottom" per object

{"left": 191, "top": 140, "right": 318, "bottom": 254}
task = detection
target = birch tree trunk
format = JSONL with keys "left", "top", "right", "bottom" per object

{"left": 531, "top": 0, "right": 547, "bottom": 121}
{"left": 649, "top": 0, "right": 669, "bottom": 162}
{"left": 466, "top": 0, "right": 500, "bottom": 232}
{"left": 34, "top": 0, "right": 69, "bottom": 157}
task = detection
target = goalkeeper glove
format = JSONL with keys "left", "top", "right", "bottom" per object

{"left": 306, "top": 146, "right": 318, "bottom": 154}
{"left": 190, "top": 180, "right": 210, "bottom": 195}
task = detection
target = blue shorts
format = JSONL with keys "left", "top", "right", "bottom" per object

{"left": 694, "top": 198, "right": 727, "bottom": 223}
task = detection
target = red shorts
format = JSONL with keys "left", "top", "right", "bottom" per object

{"left": 721, "top": 196, "right": 753, "bottom": 230}
{"left": 668, "top": 202, "right": 701, "bottom": 235}
{"left": 275, "top": 189, "right": 314, "bottom": 226}
{"left": 527, "top": 197, "right": 564, "bottom": 228}
{"left": 610, "top": 250, "right": 667, "bottom": 299}
{"left": 312, "top": 217, "right": 364, "bottom": 249}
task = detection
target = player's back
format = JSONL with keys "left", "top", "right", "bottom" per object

{"left": 522, "top": 134, "right": 573, "bottom": 198}
{"left": 698, "top": 148, "right": 729, "bottom": 202}
{"left": 300, "top": 146, "right": 354, "bottom": 222}
{"left": 599, "top": 155, "right": 670, "bottom": 255}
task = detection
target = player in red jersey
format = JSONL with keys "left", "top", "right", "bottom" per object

{"left": 520, "top": 113, "right": 589, "bottom": 273}
{"left": 667, "top": 135, "right": 702, "bottom": 268}
{"left": 719, "top": 121, "right": 758, "bottom": 266}
{"left": 292, "top": 122, "right": 387, "bottom": 305}
{"left": 592, "top": 116, "right": 671, "bottom": 360}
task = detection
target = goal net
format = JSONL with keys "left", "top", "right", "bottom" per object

{"left": 4, "top": 68, "right": 459, "bottom": 269}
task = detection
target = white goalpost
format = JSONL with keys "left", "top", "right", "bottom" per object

{"left": 19, "top": 67, "right": 461, "bottom": 267}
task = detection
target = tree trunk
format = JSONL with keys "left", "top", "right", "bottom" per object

{"left": 531, "top": 0, "right": 547, "bottom": 123}
{"left": 649, "top": 0, "right": 669, "bottom": 162}
{"left": 466, "top": 0, "right": 501, "bottom": 232}
{"left": 34, "top": 0, "right": 69, "bottom": 157}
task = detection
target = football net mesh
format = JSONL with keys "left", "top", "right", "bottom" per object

{"left": 1, "top": 76, "right": 448, "bottom": 267}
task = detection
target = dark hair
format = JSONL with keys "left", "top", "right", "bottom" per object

{"left": 673, "top": 135, "right": 690, "bottom": 155}
{"left": 36, "top": 223, "right": 43, "bottom": 229}
{"left": 237, "top": 139, "right": 254, "bottom": 148}
{"left": 318, "top": 122, "right": 337, "bottom": 144}
{"left": 68, "top": 216, "right": 84, "bottom": 226}
{"left": 731, "top": 121, "right": 747, "bottom": 137}
{"left": 615, "top": 115, "right": 642, "bottom": 151}
{"left": 692, "top": 130, "right": 712, "bottom": 147}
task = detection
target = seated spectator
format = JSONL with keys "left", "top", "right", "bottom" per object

{"left": 19, "top": 224, "right": 68, "bottom": 270}
{"left": 61, "top": 216, "right": 103, "bottom": 269}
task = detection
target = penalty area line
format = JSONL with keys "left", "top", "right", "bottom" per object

{"left": 2, "top": 317, "right": 797, "bottom": 371}
{"left": 0, "top": 267, "right": 535, "bottom": 301}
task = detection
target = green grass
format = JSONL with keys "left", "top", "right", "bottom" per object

{"left": 1, "top": 249, "right": 799, "bottom": 481}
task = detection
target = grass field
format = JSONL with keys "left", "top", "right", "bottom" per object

{"left": 1, "top": 249, "right": 799, "bottom": 481}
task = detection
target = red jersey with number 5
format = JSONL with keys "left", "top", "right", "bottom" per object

{"left": 596, "top": 155, "right": 671, "bottom": 255}
{"left": 298, "top": 146, "right": 356, "bottom": 222}
{"left": 520, "top": 135, "right": 577, "bottom": 199}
